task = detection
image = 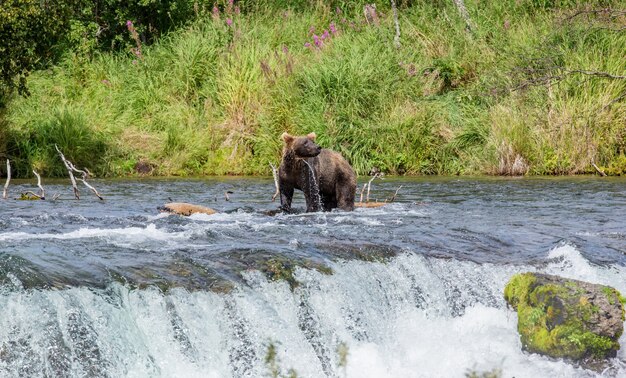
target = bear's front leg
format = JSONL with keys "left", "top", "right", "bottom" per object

{"left": 279, "top": 185, "right": 294, "bottom": 213}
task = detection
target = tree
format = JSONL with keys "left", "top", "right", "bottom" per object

{"left": 0, "top": 0, "right": 76, "bottom": 106}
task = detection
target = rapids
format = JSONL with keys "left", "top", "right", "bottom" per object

{"left": 0, "top": 177, "right": 624, "bottom": 377}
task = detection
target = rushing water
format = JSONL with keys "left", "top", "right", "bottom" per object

{"left": 0, "top": 176, "right": 625, "bottom": 377}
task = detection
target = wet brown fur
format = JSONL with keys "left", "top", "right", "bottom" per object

{"left": 279, "top": 132, "right": 356, "bottom": 212}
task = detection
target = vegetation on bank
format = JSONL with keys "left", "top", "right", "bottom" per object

{"left": 0, "top": 1, "right": 625, "bottom": 178}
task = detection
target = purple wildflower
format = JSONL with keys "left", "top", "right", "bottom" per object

{"left": 321, "top": 30, "right": 330, "bottom": 40}
{"left": 282, "top": 45, "right": 289, "bottom": 54}
{"left": 313, "top": 34, "right": 321, "bottom": 47}
{"left": 126, "top": 20, "right": 133, "bottom": 28}
{"left": 101, "top": 79, "right": 111, "bottom": 86}
{"left": 212, "top": 6, "right": 220, "bottom": 18}
{"left": 304, "top": 42, "right": 311, "bottom": 48}
{"left": 329, "top": 22, "right": 337, "bottom": 35}
{"left": 226, "top": 18, "right": 233, "bottom": 26}
{"left": 336, "top": 7, "right": 342, "bottom": 15}
{"left": 235, "top": 6, "right": 240, "bottom": 15}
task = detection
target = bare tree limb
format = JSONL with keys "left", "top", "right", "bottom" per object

{"left": 32, "top": 170, "right": 45, "bottom": 200}
{"left": 3, "top": 159, "right": 10, "bottom": 200}
{"left": 359, "top": 183, "right": 366, "bottom": 204}
{"left": 592, "top": 162, "right": 607, "bottom": 177}
{"left": 69, "top": 163, "right": 103, "bottom": 200}
{"left": 391, "top": 0, "right": 401, "bottom": 48}
{"left": 55, "top": 144, "right": 80, "bottom": 199}
{"left": 270, "top": 163, "right": 280, "bottom": 201}
{"left": 366, "top": 173, "right": 383, "bottom": 203}
{"left": 388, "top": 185, "right": 403, "bottom": 203}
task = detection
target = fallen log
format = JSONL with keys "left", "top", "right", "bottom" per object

{"left": 158, "top": 202, "right": 218, "bottom": 216}
{"left": 355, "top": 202, "right": 387, "bottom": 208}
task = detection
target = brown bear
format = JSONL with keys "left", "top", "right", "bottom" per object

{"left": 279, "top": 132, "right": 357, "bottom": 212}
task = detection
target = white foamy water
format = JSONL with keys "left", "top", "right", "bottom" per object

{"left": 0, "top": 224, "right": 181, "bottom": 242}
{"left": 0, "top": 244, "right": 623, "bottom": 377}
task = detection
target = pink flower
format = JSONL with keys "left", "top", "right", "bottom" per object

{"left": 313, "top": 34, "right": 321, "bottom": 47}
{"left": 126, "top": 20, "right": 133, "bottom": 28}
{"left": 101, "top": 79, "right": 111, "bottom": 86}
{"left": 282, "top": 45, "right": 289, "bottom": 54}
{"left": 321, "top": 30, "right": 330, "bottom": 40}
{"left": 235, "top": 6, "right": 240, "bottom": 15}
{"left": 304, "top": 42, "right": 311, "bottom": 48}
{"left": 226, "top": 18, "right": 233, "bottom": 26}
{"left": 329, "top": 23, "right": 337, "bottom": 35}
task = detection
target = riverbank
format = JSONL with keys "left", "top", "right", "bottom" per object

{"left": 1, "top": 1, "right": 624, "bottom": 178}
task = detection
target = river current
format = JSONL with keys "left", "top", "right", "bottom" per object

{"left": 0, "top": 176, "right": 624, "bottom": 377}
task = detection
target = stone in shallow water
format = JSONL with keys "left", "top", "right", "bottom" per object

{"left": 504, "top": 272, "right": 625, "bottom": 362}
{"left": 158, "top": 202, "right": 217, "bottom": 216}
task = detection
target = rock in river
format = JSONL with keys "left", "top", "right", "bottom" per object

{"left": 504, "top": 272, "right": 625, "bottom": 361}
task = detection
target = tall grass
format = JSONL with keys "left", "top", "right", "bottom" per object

{"left": 3, "top": 0, "right": 625, "bottom": 177}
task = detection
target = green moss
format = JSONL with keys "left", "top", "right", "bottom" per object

{"left": 505, "top": 273, "right": 623, "bottom": 361}
{"left": 504, "top": 273, "right": 536, "bottom": 310}
{"left": 261, "top": 257, "right": 333, "bottom": 291}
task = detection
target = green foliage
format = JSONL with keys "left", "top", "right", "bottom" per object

{"left": 7, "top": 108, "right": 112, "bottom": 177}
{"left": 3, "top": 1, "right": 626, "bottom": 177}
{"left": 0, "top": 0, "right": 76, "bottom": 104}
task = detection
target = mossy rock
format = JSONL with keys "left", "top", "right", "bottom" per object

{"left": 504, "top": 272, "right": 625, "bottom": 361}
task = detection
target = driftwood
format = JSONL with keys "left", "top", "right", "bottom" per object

{"left": 55, "top": 144, "right": 103, "bottom": 200}
{"left": 366, "top": 173, "right": 383, "bottom": 203}
{"left": 55, "top": 145, "right": 80, "bottom": 199}
{"left": 32, "top": 170, "right": 45, "bottom": 200}
{"left": 158, "top": 202, "right": 218, "bottom": 216}
{"left": 270, "top": 163, "right": 280, "bottom": 201}
{"left": 3, "top": 159, "right": 10, "bottom": 199}
{"left": 592, "top": 162, "right": 607, "bottom": 177}
{"left": 355, "top": 174, "right": 403, "bottom": 209}
{"left": 388, "top": 185, "right": 403, "bottom": 202}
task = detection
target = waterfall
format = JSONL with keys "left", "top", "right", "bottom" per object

{"left": 0, "top": 245, "right": 623, "bottom": 377}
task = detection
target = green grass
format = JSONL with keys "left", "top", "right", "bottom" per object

{"left": 2, "top": 0, "right": 625, "bottom": 177}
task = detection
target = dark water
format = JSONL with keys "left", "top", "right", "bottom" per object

{"left": 0, "top": 177, "right": 625, "bottom": 377}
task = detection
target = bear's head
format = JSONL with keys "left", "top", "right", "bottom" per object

{"left": 282, "top": 132, "right": 322, "bottom": 158}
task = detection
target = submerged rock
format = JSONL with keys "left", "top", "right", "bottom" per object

{"left": 504, "top": 272, "right": 625, "bottom": 362}
{"left": 158, "top": 202, "right": 217, "bottom": 216}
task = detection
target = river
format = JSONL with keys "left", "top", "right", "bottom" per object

{"left": 0, "top": 176, "right": 624, "bottom": 377}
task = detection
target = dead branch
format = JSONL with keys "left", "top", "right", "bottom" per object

{"left": 366, "top": 173, "right": 383, "bottom": 203}
{"left": 225, "top": 190, "right": 233, "bottom": 201}
{"left": 591, "top": 162, "right": 607, "bottom": 177}
{"left": 32, "top": 170, "right": 45, "bottom": 199}
{"left": 55, "top": 144, "right": 80, "bottom": 199}
{"left": 3, "top": 159, "right": 10, "bottom": 199}
{"left": 359, "top": 183, "right": 366, "bottom": 204}
{"left": 70, "top": 163, "right": 103, "bottom": 200}
{"left": 391, "top": 0, "right": 401, "bottom": 48}
{"left": 270, "top": 163, "right": 280, "bottom": 201}
{"left": 388, "top": 185, "right": 403, "bottom": 203}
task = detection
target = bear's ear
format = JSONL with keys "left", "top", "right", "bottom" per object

{"left": 306, "top": 132, "right": 317, "bottom": 141}
{"left": 281, "top": 132, "right": 294, "bottom": 144}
